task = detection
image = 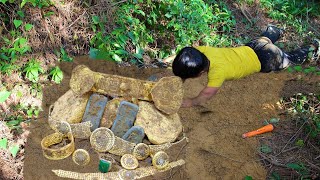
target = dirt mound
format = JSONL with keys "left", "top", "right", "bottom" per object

{"left": 24, "top": 57, "right": 320, "bottom": 179}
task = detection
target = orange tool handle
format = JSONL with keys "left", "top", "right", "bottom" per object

{"left": 242, "top": 124, "right": 274, "bottom": 138}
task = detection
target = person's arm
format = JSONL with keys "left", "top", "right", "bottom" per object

{"left": 181, "top": 86, "right": 219, "bottom": 108}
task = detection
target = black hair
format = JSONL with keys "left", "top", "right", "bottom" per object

{"left": 172, "top": 47, "right": 209, "bottom": 79}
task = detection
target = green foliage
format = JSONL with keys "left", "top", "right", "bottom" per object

{"left": 295, "top": 139, "right": 304, "bottom": 147}
{"left": 8, "top": 144, "right": 20, "bottom": 157}
{"left": 259, "top": 144, "right": 272, "bottom": 153}
{"left": 0, "top": 138, "right": 8, "bottom": 149}
{"left": 283, "top": 94, "right": 320, "bottom": 139}
{"left": 287, "top": 65, "right": 320, "bottom": 75}
{"left": 89, "top": 0, "right": 236, "bottom": 63}
{"left": 56, "top": 47, "right": 73, "bottom": 62}
{"left": 0, "top": 0, "right": 52, "bottom": 75}
{"left": 0, "top": 138, "right": 20, "bottom": 158}
{"left": 0, "top": 90, "right": 11, "bottom": 103}
{"left": 23, "top": 59, "right": 43, "bottom": 82}
{"left": 244, "top": 175, "right": 253, "bottom": 180}
{"left": 5, "top": 115, "right": 24, "bottom": 132}
{"left": 286, "top": 163, "right": 309, "bottom": 176}
{"left": 49, "top": 66, "right": 63, "bottom": 84}
{"left": 260, "top": 0, "right": 320, "bottom": 35}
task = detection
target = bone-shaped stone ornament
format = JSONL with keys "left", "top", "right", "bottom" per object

{"left": 69, "top": 65, "right": 183, "bottom": 114}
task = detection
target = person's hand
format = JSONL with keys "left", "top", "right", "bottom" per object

{"left": 181, "top": 98, "right": 193, "bottom": 108}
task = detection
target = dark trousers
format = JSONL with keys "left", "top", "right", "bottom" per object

{"left": 245, "top": 34, "right": 313, "bottom": 73}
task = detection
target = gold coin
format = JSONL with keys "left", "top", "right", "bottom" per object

{"left": 90, "top": 127, "right": 115, "bottom": 152}
{"left": 152, "top": 151, "right": 169, "bottom": 170}
{"left": 72, "top": 149, "right": 90, "bottom": 166}
{"left": 133, "top": 143, "right": 150, "bottom": 160}
{"left": 120, "top": 154, "right": 139, "bottom": 170}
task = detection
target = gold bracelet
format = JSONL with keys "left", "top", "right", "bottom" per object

{"left": 41, "top": 132, "right": 75, "bottom": 160}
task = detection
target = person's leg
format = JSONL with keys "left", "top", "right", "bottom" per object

{"left": 284, "top": 39, "right": 320, "bottom": 65}
{"left": 261, "top": 24, "right": 284, "bottom": 44}
{"left": 246, "top": 37, "right": 285, "bottom": 72}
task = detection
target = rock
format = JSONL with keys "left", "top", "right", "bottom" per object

{"left": 50, "top": 90, "right": 89, "bottom": 125}
{"left": 135, "top": 101, "right": 182, "bottom": 144}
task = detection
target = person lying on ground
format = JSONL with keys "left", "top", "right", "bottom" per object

{"left": 171, "top": 25, "right": 320, "bottom": 108}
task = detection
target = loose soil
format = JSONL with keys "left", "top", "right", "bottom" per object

{"left": 24, "top": 56, "right": 320, "bottom": 180}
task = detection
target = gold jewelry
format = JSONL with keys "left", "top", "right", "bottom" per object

{"left": 151, "top": 151, "right": 169, "bottom": 170}
{"left": 69, "top": 65, "right": 183, "bottom": 115}
{"left": 120, "top": 154, "right": 139, "bottom": 170}
{"left": 41, "top": 132, "right": 75, "bottom": 160}
{"left": 90, "top": 127, "right": 115, "bottom": 152}
{"left": 72, "top": 149, "right": 90, "bottom": 166}
{"left": 52, "top": 159, "right": 186, "bottom": 179}
{"left": 132, "top": 143, "right": 150, "bottom": 160}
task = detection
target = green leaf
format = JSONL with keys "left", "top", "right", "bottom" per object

{"left": 0, "top": 0, "right": 8, "bottom": 4}
{"left": 293, "top": 65, "right": 303, "bottom": 72}
{"left": 269, "top": 118, "right": 279, "bottom": 124}
{"left": 24, "top": 24, "right": 33, "bottom": 31}
{"left": 92, "top": 16, "right": 100, "bottom": 24}
{"left": 286, "top": 163, "right": 304, "bottom": 171}
{"left": 89, "top": 48, "right": 111, "bottom": 60}
{"left": 270, "top": 172, "right": 281, "bottom": 180}
{"left": 13, "top": 19, "right": 23, "bottom": 29}
{"left": 17, "top": 10, "right": 25, "bottom": 18}
{"left": 0, "top": 138, "right": 8, "bottom": 149}
{"left": 20, "top": 0, "right": 27, "bottom": 8}
{"left": 6, "top": 120, "right": 21, "bottom": 126}
{"left": 260, "top": 144, "right": 272, "bottom": 153}
{"left": 44, "top": 11, "right": 54, "bottom": 17}
{"left": 0, "top": 90, "right": 11, "bottom": 103}
{"left": 244, "top": 176, "right": 253, "bottom": 180}
{"left": 112, "top": 54, "right": 122, "bottom": 62}
{"left": 295, "top": 139, "right": 304, "bottom": 147}
{"left": 9, "top": 144, "right": 20, "bottom": 158}
{"left": 114, "top": 49, "right": 128, "bottom": 55}
{"left": 133, "top": 53, "right": 143, "bottom": 59}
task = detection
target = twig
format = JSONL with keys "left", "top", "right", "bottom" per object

{"left": 258, "top": 153, "right": 287, "bottom": 168}
{"left": 112, "top": 0, "right": 127, "bottom": 7}
{"left": 55, "top": 10, "right": 87, "bottom": 34}
{"left": 276, "top": 121, "right": 307, "bottom": 156}
{"left": 306, "top": 160, "right": 320, "bottom": 171}
{"left": 239, "top": 4, "right": 253, "bottom": 25}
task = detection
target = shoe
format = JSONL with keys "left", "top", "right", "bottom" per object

{"left": 261, "top": 24, "right": 285, "bottom": 43}
{"left": 311, "top": 38, "right": 320, "bottom": 61}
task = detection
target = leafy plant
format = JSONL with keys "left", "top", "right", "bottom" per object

{"left": 286, "top": 163, "right": 309, "bottom": 176}
{"left": 287, "top": 65, "right": 320, "bottom": 75}
{"left": 0, "top": 138, "right": 20, "bottom": 157}
{"left": 5, "top": 115, "right": 24, "bottom": 133}
{"left": 89, "top": 0, "right": 237, "bottom": 64}
{"left": 0, "top": 90, "right": 11, "bottom": 103}
{"left": 23, "top": 59, "right": 43, "bottom": 82}
{"left": 260, "top": 0, "right": 320, "bottom": 35}
{"left": 49, "top": 66, "right": 63, "bottom": 84}
{"left": 56, "top": 47, "right": 73, "bottom": 62}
